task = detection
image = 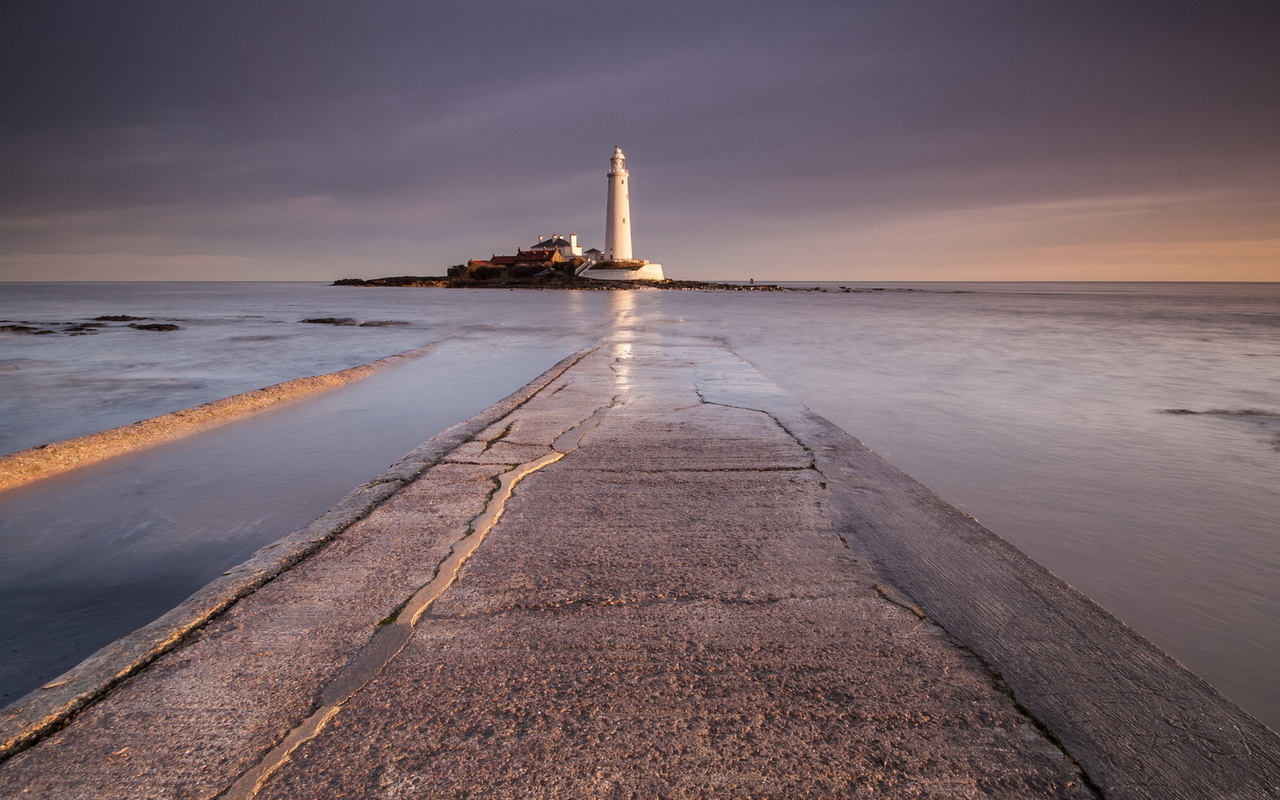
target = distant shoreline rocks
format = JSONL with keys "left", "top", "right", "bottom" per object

{"left": 0, "top": 316, "right": 182, "bottom": 336}
{"left": 299, "top": 318, "right": 410, "bottom": 326}
{"left": 331, "top": 275, "right": 926, "bottom": 293}
{"left": 332, "top": 274, "right": 786, "bottom": 291}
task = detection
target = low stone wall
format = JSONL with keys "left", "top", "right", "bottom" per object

{"left": 584, "top": 261, "right": 666, "bottom": 281}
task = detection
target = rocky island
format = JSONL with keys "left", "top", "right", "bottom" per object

{"left": 332, "top": 272, "right": 783, "bottom": 290}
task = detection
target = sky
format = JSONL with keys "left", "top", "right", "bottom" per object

{"left": 2, "top": 1, "right": 1278, "bottom": 282}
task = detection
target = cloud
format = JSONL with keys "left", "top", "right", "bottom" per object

{"left": 2, "top": 1, "right": 1278, "bottom": 281}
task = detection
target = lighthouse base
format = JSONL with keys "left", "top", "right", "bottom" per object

{"left": 582, "top": 261, "right": 666, "bottom": 282}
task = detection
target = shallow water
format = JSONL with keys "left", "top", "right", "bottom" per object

{"left": 0, "top": 335, "right": 584, "bottom": 698}
{"left": 1, "top": 282, "right": 1277, "bottom": 730}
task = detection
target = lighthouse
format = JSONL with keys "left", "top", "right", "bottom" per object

{"left": 581, "top": 147, "right": 665, "bottom": 281}
{"left": 605, "top": 146, "right": 632, "bottom": 260}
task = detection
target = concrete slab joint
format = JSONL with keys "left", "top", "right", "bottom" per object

{"left": 1, "top": 343, "right": 1278, "bottom": 799}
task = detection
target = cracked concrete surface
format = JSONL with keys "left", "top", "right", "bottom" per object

{"left": 221, "top": 397, "right": 622, "bottom": 799}
{"left": 2, "top": 344, "right": 1276, "bottom": 798}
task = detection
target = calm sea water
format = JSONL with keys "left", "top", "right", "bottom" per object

{"left": 2, "top": 281, "right": 1278, "bottom": 730}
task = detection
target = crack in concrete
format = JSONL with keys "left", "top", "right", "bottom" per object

{"left": 552, "top": 401, "right": 615, "bottom": 452}
{"left": 872, "top": 584, "right": 928, "bottom": 620}
{"left": 478, "top": 421, "right": 514, "bottom": 453}
{"left": 694, "top": 372, "right": 1106, "bottom": 788}
{"left": 0, "top": 348, "right": 602, "bottom": 767}
{"left": 987, "top": 674, "right": 1106, "bottom": 799}
{"left": 692, "top": 383, "right": 819, "bottom": 472}
{"left": 218, "top": 400, "right": 613, "bottom": 800}
{"left": 695, "top": 375, "right": 1109, "bottom": 794}
{"left": 445, "top": 460, "right": 522, "bottom": 467}
{"left": 220, "top": 452, "right": 564, "bottom": 800}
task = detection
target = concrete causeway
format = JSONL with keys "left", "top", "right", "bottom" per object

{"left": 2, "top": 344, "right": 1278, "bottom": 798}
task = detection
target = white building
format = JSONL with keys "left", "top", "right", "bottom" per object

{"left": 478, "top": 149, "right": 665, "bottom": 282}
{"left": 604, "top": 146, "right": 632, "bottom": 260}
{"left": 529, "top": 234, "right": 583, "bottom": 259}
{"left": 582, "top": 146, "right": 665, "bottom": 282}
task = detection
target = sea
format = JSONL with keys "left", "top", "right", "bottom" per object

{"left": 1, "top": 281, "right": 1277, "bottom": 731}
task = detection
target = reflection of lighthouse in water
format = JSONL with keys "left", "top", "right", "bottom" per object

{"left": 605, "top": 146, "right": 632, "bottom": 260}
{"left": 586, "top": 147, "right": 665, "bottom": 281}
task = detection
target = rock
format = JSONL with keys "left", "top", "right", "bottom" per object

{"left": 93, "top": 315, "right": 149, "bottom": 322}
{"left": 129, "top": 323, "right": 180, "bottom": 331}
{"left": 299, "top": 318, "right": 357, "bottom": 326}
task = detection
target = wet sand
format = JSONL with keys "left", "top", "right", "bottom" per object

{"left": 0, "top": 343, "right": 437, "bottom": 492}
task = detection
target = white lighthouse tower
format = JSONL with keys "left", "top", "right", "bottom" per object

{"left": 604, "top": 146, "right": 632, "bottom": 260}
{"left": 586, "top": 146, "right": 665, "bottom": 281}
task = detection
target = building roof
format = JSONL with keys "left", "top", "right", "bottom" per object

{"left": 531, "top": 237, "right": 571, "bottom": 250}
{"left": 520, "top": 250, "right": 558, "bottom": 261}
{"left": 487, "top": 249, "right": 560, "bottom": 266}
